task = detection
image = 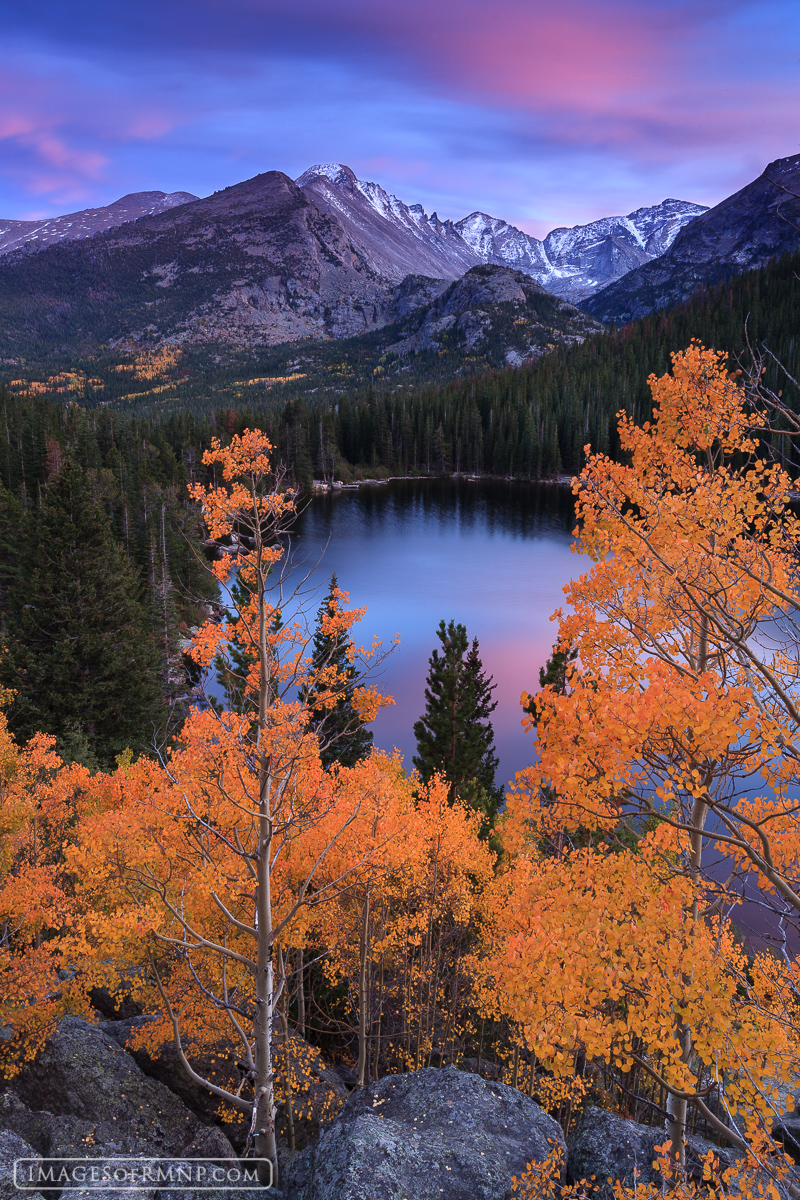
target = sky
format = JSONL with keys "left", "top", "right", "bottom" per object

{"left": 2, "top": 0, "right": 800, "bottom": 237}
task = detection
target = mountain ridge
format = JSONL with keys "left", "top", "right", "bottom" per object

{"left": 0, "top": 167, "right": 611, "bottom": 357}
{"left": 0, "top": 165, "right": 705, "bottom": 313}
{"left": 583, "top": 154, "right": 800, "bottom": 323}
{"left": 294, "top": 163, "right": 705, "bottom": 303}
{"left": 0, "top": 190, "right": 199, "bottom": 257}
{"left": 0, "top": 155, "right": 795, "bottom": 361}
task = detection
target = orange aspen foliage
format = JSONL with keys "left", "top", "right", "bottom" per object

{"left": 0, "top": 707, "right": 98, "bottom": 1071}
{"left": 509, "top": 344, "right": 800, "bottom": 905}
{"left": 312, "top": 770, "right": 494, "bottom": 1081}
{"left": 68, "top": 431, "right": 397, "bottom": 1187}
{"left": 512, "top": 1139, "right": 797, "bottom": 1200}
{"left": 482, "top": 836, "right": 798, "bottom": 1146}
{"left": 497, "top": 345, "right": 800, "bottom": 1173}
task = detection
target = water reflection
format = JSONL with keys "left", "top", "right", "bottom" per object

{"left": 289, "top": 478, "right": 576, "bottom": 788}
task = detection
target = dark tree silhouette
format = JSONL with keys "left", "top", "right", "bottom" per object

{"left": 413, "top": 619, "right": 501, "bottom": 831}
{"left": 302, "top": 574, "right": 374, "bottom": 769}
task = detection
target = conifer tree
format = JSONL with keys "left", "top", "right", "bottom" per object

{"left": 413, "top": 619, "right": 501, "bottom": 828}
{"left": 523, "top": 641, "right": 578, "bottom": 724}
{"left": 302, "top": 574, "right": 374, "bottom": 768}
{"left": 214, "top": 573, "right": 254, "bottom": 713}
{"left": 0, "top": 459, "right": 164, "bottom": 766}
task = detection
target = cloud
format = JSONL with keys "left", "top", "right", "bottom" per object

{"left": 0, "top": 0, "right": 798, "bottom": 226}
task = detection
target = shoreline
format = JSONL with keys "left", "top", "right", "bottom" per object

{"left": 309, "top": 472, "right": 575, "bottom": 493}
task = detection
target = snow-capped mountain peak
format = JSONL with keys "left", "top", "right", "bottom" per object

{"left": 294, "top": 163, "right": 358, "bottom": 190}
{"left": 294, "top": 165, "right": 708, "bottom": 302}
{"left": 295, "top": 165, "right": 481, "bottom": 283}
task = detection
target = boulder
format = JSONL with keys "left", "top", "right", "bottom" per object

{"left": 0, "top": 1130, "right": 43, "bottom": 1200}
{"left": 568, "top": 1107, "right": 743, "bottom": 1196}
{"left": 2, "top": 1017, "right": 237, "bottom": 1161}
{"left": 568, "top": 1106, "right": 662, "bottom": 1194}
{"left": 283, "top": 1064, "right": 565, "bottom": 1200}
{"left": 101, "top": 1017, "right": 346, "bottom": 1150}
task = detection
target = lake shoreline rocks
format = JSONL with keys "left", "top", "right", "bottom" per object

{"left": 309, "top": 471, "right": 575, "bottom": 493}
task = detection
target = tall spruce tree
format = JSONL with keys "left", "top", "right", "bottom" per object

{"left": 0, "top": 460, "right": 164, "bottom": 767}
{"left": 413, "top": 619, "right": 501, "bottom": 829}
{"left": 302, "top": 574, "right": 374, "bottom": 768}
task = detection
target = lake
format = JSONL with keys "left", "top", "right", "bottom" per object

{"left": 288, "top": 478, "right": 577, "bottom": 789}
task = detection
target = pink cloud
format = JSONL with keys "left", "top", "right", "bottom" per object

{"left": 252, "top": 0, "right": 679, "bottom": 108}
{"left": 125, "top": 111, "right": 181, "bottom": 139}
{"left": 0, "top": 57, "right": 186, "bottom": 208}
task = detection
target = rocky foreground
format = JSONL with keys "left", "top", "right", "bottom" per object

{"left": 2, "top": 1017, "right": 798, "bottom": 1199}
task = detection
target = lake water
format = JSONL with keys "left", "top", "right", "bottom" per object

{"left": 288, "top": 478, "right": 577, "bottom": 790}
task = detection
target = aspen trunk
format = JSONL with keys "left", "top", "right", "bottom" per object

{"left": 296, "top": 945, "right": 305, "bottom": 1040}
{"left": 253, "top": 521, "right": 278, "bottom": 1186}
{"left": 356, "top": 890, "right": 371, "bottom": 1089}
{"left": 666, "top": 1075, "right": 688, "bottom": 1168}
{"left": 662, "top": 616, "right": 708, "bottom": 1171}
{"left": 253, "top": 784, "right": 278, "bottom": 1185}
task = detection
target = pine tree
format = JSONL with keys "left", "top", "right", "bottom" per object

{"left": 524, "top": 640, "right": 578, "bottom": 724}
{"left": 214, "top": 573, "right": 254, "bottom": 713}
{"left": 0, "top": 459, "right": 165, "bottom": 767}
{"left": 302, "top": 574, "right": 374, "bottom": 768}
{"left": 413, "top": 619, "right": 501, "bottom": 829}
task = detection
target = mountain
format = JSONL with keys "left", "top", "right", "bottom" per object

{"left": 455, "top": 199, "right": 706, "bottom": 303}
{"left": 295, "top": 164, "right": 482, "bottom": 280}
{"left": 583, "top": 154, "right": 800, "bottom": 324}
{"left": 0, "top": 163, "right": 705, "bottom": 360}
{"left": 0, "top": 171, "right": 427, "bottom": 354}
{"left": 0, "top": 164, "right": 704, "bottom": 360}
{"left": 382, "top": 264, "right": 603, "bottom": 365}
{"left": 0, "top": 169, "right": 606, "bottom": 358}
{"left": 0, "top": 191, "right": 199, "bottom": 256}
{"left": 295, "top": 165, "right": 704, "bottom": 304}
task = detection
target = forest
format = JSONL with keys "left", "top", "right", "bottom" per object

{"left": 3, "top": 249, "right": 800, "bottom": 487}
{"left": 3, "top": 343, "right": 800, "bottom": 1199}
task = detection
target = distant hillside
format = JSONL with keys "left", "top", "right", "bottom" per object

{"left": 31, "top": 248, "right": 795, "bottom": 488}
{"left": 0, "top": 191, "right": 198, "bottom": 256}
{"left": 3, "top": 251, "right": 799, "bottom": 478}
{"left": 0, "top": 264, "right": 603, "bottom": 415}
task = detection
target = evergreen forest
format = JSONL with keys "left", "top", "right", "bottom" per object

{"left": 2, "top": 249, "right": 800, "bottom": 490}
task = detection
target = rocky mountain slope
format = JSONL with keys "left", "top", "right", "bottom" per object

{"left": 2, "top": 152, "right": 794, "bottom": 360}
{"left": 383, "top": 264, "right": 603, "bottom": 365}
{"left": 0, "top": 190, "right": 198, "bottom": 256}
{"left": 0, "top": 170, "right": 428, "bottom": 354}
{"left": 0, "top": 170, "right": 607, "bottom": 358}
{"left": 0, "top": 163, "right": 704, "bottom": 359}
{"left": 583, "top": 153, "right": 800, "bottom": 324}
